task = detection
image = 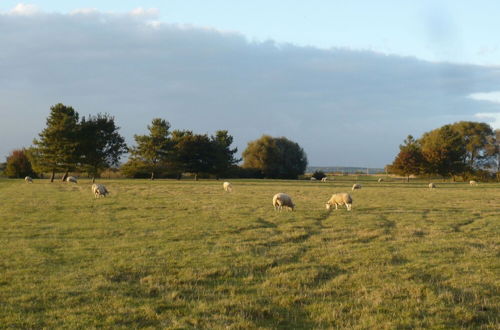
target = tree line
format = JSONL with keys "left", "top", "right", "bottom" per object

{"left": 1, "top": 103, "right": 308, "bottom": 180}
{"left": 388, "top": 121, "right": 499, "bottom": 181}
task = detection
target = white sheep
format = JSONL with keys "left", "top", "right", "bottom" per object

{"left": 321, "top": 177, "right": 328, "bottom": 182}
{"left": 429, "top": 182, "right": 436, "bottom": 189}
{"left": 352, "top": 184, "right": 362, "bottom": 191}
{"left": 25, "top": 176, "right": 33, "bottom": 183}
{"left": 66, "top": 176, "right": 77, "bottom": 183}
{"left": 325, "top": 192, "right": 353, "bottom": 211}
{"left": 272, "top": 193, "right": 295, "bottom": 211}
{"left": 223, "top": 181, "right": 233, "bottom": 192}
{"left": 469, "top": 180, "right": 478, "bottom": 186}
{"left": 92, "top": 183, "right": 108, "bottom": 198}
{"left": 310, "top": 177, "right": 317, "bottom": 181}
{"left": 378, "top": 178, "right": 384, "bottom": 183}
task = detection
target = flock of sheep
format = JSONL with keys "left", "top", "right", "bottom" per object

{"left": 23, "top": 176, "right": 480, "bottom": 210}
{"left": 24, "top": 175, "right": 109, "bottom": 198}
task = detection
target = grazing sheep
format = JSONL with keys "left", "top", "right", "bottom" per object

{"left": 352, "top": 184, "right": 362, "bottom": 191}
{"left": 223, "top": 181, "right": 233, "bottom": 192}
{"left": 325, "top": 193, "right": 353, "bottom": 211}
{"left": 378, "top": 178, "right": 383, "bottom": 183}
{"left": 66, "top": 176, "right": 77, "bottom": 183}
{"left": 429, "top": 183, "right": 436, "bottom": 189}
{"left": 321, "top": 177, "right": 328, "bottom": 182}
{"left": 92, "top": 183, "right": 108, "bottom": 198}
{"left": 310, "top": 177, "right": 317, "bottom": 181}
{"left": 469, "top": 180, "right": 478, "bottom": 186}
{"left": 25, "top": 176, "right": 33, "bottom": 183}
{"left": 272, "top": 193, "right": 295, "bottom": 211}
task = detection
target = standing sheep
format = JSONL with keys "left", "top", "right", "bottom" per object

{"left": 378, "top": 178, "right": 384, "bottom": 183}
{"left": 352, "top": 184, "right": 362, "bottom": 191}
{"left": 272, "top": 193, "right": 295, "bottom": 211}
{"left": 25, "top": 176, "right": 33, "bottom": 183}
{"left": 223, "top": 181, "right": 233, "bottom": 192}
{"left": 321, "top": 177, "right": 328, "bottom": 182}
{"left": 429, "top": 183, "right": 436, "bottom": 189}
{"left": 325, "top": 193, "right": 353, "bottom": 211}
{"left": 310, "top": 177, "right": 317, "bottom": 181}
{"left": 66, "top": 176, "right": 78, "bottom": 183}
{"left": 92, "top": 183, "right": 109, "bottom": 198}
{"left": 469, "top": 180, "right": 478, "bottom": 186}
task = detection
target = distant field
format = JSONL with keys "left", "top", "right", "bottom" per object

{"left": 0, "top": 178, "right": 498, "bottom": 328}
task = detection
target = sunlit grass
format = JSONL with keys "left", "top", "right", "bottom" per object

{"left": 0, "top": 178, "right": 498, "bottom": 328}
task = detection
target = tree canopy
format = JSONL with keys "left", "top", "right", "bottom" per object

{"left": 4, "top": 149, "right": 35, "bottom": 178}
{"left": 128, "top": 118, "right": 172, "bottom": 180}
{"left": 32, "top": 103, "right": 80, "bottom": 181}
{"left": 242, "top": 135, "right": 308, "bottom": 179}
{"left": 79, "top": 114, "right": 127, "bottom": 182}
{"left": 389, "top": 121, "right": 499, "bottom": 180}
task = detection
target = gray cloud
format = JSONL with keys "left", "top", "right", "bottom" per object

{"left": 1, "top": 10, "right": 500, "bottom": 167}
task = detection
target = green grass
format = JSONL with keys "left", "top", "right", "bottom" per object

{"left": 0, "top": 178, "right": 498, "bottom": 328}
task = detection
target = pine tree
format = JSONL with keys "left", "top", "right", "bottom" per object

{"left": 32, "top": 103, "right": 80, "bottom": 182}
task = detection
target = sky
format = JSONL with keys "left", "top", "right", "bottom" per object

{"left": 1, "top": 1, "right": 500, "bottom": 167}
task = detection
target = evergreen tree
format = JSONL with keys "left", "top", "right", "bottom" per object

{"left": 211, "top": 130, "right": 240, "bottom": 179}
{"left": 32, "top": 103, "right": 80, "bottom": 182}
{"left": 79, "top": 114, "right": 127, "bottom": 182}
{"left": 172, "top": 132, "right": 215, "bottom": 181}
{"left": 129, "top": 118, "right": 172, "bottom": 180}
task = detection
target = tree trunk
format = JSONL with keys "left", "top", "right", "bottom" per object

{"left": 50, "top": 170, "right": 55, "bottom": 182}
{"left": 92, "top": 176, "right": 96, "bottom": 183}
{"left": 194, "top": 173, "right": 198, "bottom": 181}
{"left": 177, "top": 173, "right": 181, "bottom": 180}
{"left": 407, "top": 175, "right": 409, "bottom": 183}
{"left": 150, "top": 171, "right": 155, "bottom": 180}
{"left": 61, "top": 170, "right": 69, "bottom": 182}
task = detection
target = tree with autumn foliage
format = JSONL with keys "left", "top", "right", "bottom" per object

{"left": 4, "top": 149, "right": 35, "bottom": 178}
{"left": 389, "top": 135, "right": 424, "bottom": 182}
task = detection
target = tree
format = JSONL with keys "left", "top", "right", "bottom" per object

{"left": 242, "top": 135, "right": 308, "bottom": 179}
{"left": 172, "top": 132, "right": 215, "bottom": 180}
{"left": 4, "top": 149, "right": 35, "bottom": 178}
{"left": 79, "top": 114, "right": 127, "bottom": 182}
{"left": 450, "top": 121, "right": 496, "bottom": 172}
{"left": 32, "top": 103, "right": 80, "bottom": 182}
{"left": 389, "top": 135, "right": 424, "bottom": 182}
{"left": 129, "top": 118, "right": 172, "bottom": 180}
{"left": 420, "top": 125, "right": 466, "bottom": 179}
{"left": 210, "top": 130, "right": 240, "bottom": 179}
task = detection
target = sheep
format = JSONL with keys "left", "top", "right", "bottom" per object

{"left": 66, "top": 176, "right": 77, "bottom": 183}
{"left": 321, "top": 177, "right": 328, "bottom": 182}
{"left": 325, "top": 192, "right": 353, "bottom": 211}
{"left": 310, "top": 177, "right": 317, "bottom": 181}
{"left": 25, "top": 176, "right": 33, "bottom": 183}
{"left": 92, "top": 183, "right": 108, "bottom": 198}
{"left": 352, "top": 184, "right": 362, "bottom": 191}
{"left": 469, "top": 180, "right": 478, "bottom": 186}
{"left": 223, "top": 181, "right": 233, "bottom": 192}
{"left": 429, "top": 182, "right": 436, "bottom": 189}
{"left": 272, "top": 193, "right": 295, "bottom": 211}
{"left": 378, "top": 178, "right": 383, "bottom": 183}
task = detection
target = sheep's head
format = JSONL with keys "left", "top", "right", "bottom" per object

{"left": 325, "top": 203, "right": 332, "bottom": 210}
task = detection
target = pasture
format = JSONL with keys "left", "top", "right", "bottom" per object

{"left": 0, "top": 178, "right": 498, "bottom": 328}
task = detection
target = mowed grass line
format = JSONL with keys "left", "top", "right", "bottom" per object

{"left": 0, "top": 178, "right": 498, "bottom": 328}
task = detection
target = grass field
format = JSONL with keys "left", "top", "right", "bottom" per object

{"left": 0, "top": 178, "right": 499, "bottom": 328}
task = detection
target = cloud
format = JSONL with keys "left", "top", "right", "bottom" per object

{"left": 1, "top": 8, "right": 500, "bottom": 167}
{"left": 8, "top": 3, "right": 40, "bottom": 15}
